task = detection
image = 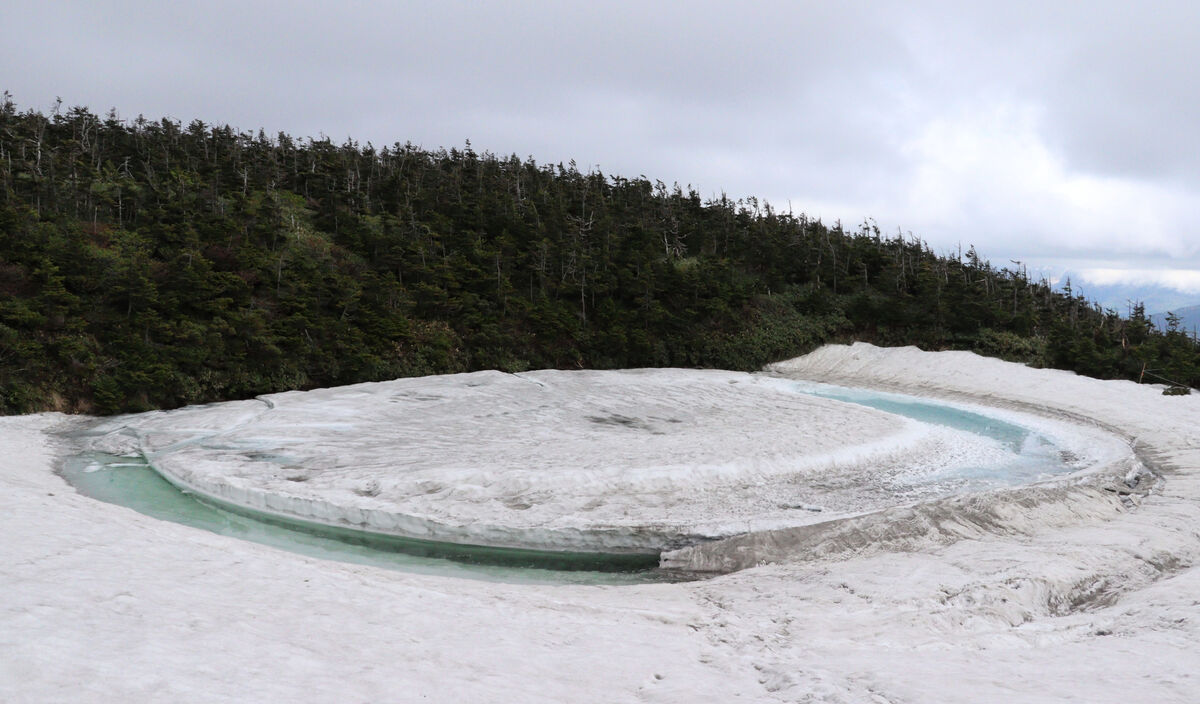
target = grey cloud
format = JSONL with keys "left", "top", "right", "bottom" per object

{"left": 3, "top": 0, "right": 1199, "bottom": 298}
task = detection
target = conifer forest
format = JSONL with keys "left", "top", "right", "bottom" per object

{"left": 1, "top": 96, "right": 1196, "bottom": 414}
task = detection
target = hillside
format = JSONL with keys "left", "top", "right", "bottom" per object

{"left": 1, "top": 97, "right": 1197, "bottom": 414}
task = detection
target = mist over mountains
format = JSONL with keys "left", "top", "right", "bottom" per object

{"left": 1044, "top": 273, "right": 1200, "bottom": 319}
{"left": 1149, "top": 305, "right": 1200, "bottom": 337}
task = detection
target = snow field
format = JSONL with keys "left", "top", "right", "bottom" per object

{"left": 4, "top": 344, "right": 1199, "bottom": 702}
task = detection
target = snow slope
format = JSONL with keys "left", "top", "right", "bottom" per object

{"left": 3, "top": 344, "right": 1199, "bottom": 702}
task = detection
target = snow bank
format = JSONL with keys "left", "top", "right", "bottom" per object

{"left": 6, "top": 344, "right": 1200, "bottom": 702}
{"left": 1, "top": 413, "right": 770, "bottom": 702}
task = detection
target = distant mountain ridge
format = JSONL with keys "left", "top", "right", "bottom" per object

{"left": 1150, "top": 304, "right": 1200, "bottom": 336}
{"left": 1045, "top": 272, "right": 1200, "bottom": 316}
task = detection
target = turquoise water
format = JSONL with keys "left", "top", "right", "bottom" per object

{"left": 785, "top": 380, "right": 1068, "bottom": 485}
{"left": 794, "top": 384, "right": 1030, "bottom": 451}
{"left": 60, "top": 451, "right": 667, "bottom": 585}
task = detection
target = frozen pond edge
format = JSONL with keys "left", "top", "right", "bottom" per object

{"left": 662, "top": 364, "right": 1157, "bottom": 572}
{"left": 66, "top": 365, "right": 1144, "bottom": 575}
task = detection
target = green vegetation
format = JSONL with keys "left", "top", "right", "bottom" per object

{"left": 1, "top": 95, "right": 1197, "bottom": 414}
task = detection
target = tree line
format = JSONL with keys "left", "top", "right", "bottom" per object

{"left": 1, "top": 95, "right": 1196, "bottom": 414}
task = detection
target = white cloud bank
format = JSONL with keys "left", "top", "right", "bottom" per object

{"left": 900, "top": 103, "right": 1200, "bottom": 260}
{"left": 3, "top": 1, "right": 1200, "bottom": 304}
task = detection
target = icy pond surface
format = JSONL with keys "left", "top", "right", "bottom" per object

{"left": 62, "top": 370, "right": 1126, "bottom": 581}
{"left": 61, "top": 451, "right": 665, "bottom": 585}
{"left": 784, "top": 380, "right": 1071, "bottom": 487}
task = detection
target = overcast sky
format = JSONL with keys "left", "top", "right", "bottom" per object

{"left": 4, "top": 1, "right": 1199, "bottom": 309}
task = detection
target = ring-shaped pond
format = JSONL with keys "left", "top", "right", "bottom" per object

{"left": 62, "top": 369, "right": 1130, "bottom": 583}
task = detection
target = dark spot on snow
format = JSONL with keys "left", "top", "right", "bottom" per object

{"left": 392, "top": 392, "right": 443, "bottom": 402}
{"left": 586, "top": 414, "right": 663, "bottom": 433}
{"left": 648, "top": 415, "right": 685, "bottom": 424}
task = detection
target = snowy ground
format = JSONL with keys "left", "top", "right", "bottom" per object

{"left": 76, "top": 367, "right": 1129, "bottom": 555}
{"left": 3, "top": 343, "right": 1199, "bottom": 702}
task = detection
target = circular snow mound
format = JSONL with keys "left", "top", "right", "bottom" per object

{"left": 86, "top": 368, "right": 1064, "bottom": 554}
